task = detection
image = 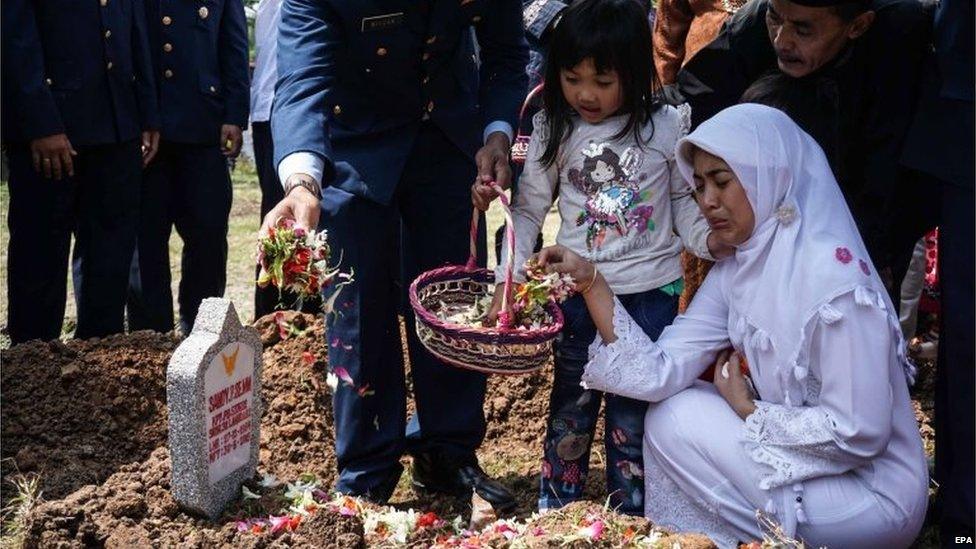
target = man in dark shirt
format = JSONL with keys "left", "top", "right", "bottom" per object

{"left": 2, "top": 0, "right": 160, "bottom": 344}
{"left": 676, "top": 0, "right": 932, "bottom": 295}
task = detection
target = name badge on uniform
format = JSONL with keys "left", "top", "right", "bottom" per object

{"left": 361, "top": 12, "right": 405, "bottom": 32}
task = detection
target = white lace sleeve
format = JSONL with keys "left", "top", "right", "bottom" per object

{"left": 743, "top": 402, "right": 858, "bottom": 489}
{"left": 741, "top": 293, "right": 897, "bottom": 490}
{"left": 581, "top": 272, "right": 731, "bottom": 402}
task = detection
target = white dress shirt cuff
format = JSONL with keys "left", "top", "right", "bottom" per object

{"left": 484, "top": 121, "right": 514, "bottom": 145}
{"left": 278, "top": 151, "right": 325, "bottom": 189}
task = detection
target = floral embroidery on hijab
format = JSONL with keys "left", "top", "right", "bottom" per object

{"left": 834, "top": 247, "right": 853, "bottom": 264}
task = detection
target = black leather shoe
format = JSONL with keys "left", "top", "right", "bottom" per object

{"left": 411, "top": 452, "right": 517, "bottom": 515}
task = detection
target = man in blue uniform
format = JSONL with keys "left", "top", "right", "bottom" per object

{"left": 263, "top": 1, "right": 528, "bottom": 511}
{"left": 2, "top": 0, "right": 160, "bottom": 345}
{"left": 127, "top": 0, "right": 250, "bottom": 334}
{"left": 900, "top": 0, "right": 974, "bottom": 542}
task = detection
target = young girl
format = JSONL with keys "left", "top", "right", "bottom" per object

{"left": 472, "top": 0, "right": 724, "bottom": 515}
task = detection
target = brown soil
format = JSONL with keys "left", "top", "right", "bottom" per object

{"left": 0, "top": 314, "right": 938, "bottom": 548}
{"left": 1, "top": 332, "right": 178, "bottom": 505}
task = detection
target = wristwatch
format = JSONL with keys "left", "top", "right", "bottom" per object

{"left": 284, "top": 175, "right": 322, "bottom": 200}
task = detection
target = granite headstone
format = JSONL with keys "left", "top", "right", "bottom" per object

{"left": 167, "top": 298, "right": 263, "bottom": 520}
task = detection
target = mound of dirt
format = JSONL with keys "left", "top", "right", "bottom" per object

{"left": 1, "top": 332, "right": 178, "bottom": 505}
{"left": 24, "top": 447, "right": 365, "bottom": 549}
{"left": 5, "top": 314, "right": 345, "bottom": 547}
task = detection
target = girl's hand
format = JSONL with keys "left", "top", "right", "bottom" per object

{"left": 535, "top": 245, "right": 595, "bottom": 293}
{"left": 471, "top": 181, "right": 498, "bottom": 211}
{"left": 484, "top": 283, "right": 512, "bottom": 326}
{"left": 713, "top": 352, "right": 757, "bottom": 420}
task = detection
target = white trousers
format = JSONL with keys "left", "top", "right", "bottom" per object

{"left": 641, "top": 382, "right": 923, "bottom": 548}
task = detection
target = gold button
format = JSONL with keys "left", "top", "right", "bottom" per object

{"left": 163, "top": 43, "right": 173, "bottom": 52}
{"left": 99, "top": 0, "right": 107, "bottom": 6}
{"left": 104, "top": 30, "right": 112, "bottom": 39}
{"left": 422, "top": 53, "right": 430, "bottom": 61}
{"left": 106, "top": 61, "right": 113, "bottom": 70}
{"left": 422, "top": 76, "right": 429, "bottom": 84}
{"left": 426, "top": 36, "right": 437, "bottom": 45}
{"left": 198, "top": 6, "right": 209, "bottom": 19}
{"left": 162, "top": 16, "right": 172, "bottom": 25}
{"left": 333, "top": 105, "right": 342, "bottom": 115}
{"left": 164, "top": 69, "right": 173, "bottom": 78}
{"left": 45, "top": 78, "right": 52, "bottom": 86}
{"left": 426, "top": 101, "right": 434, "bottom": 112}
{"left": 376, "top": 47, "right": 388, "bottom": 56}
{"left": 209, "top": 85, "right": 216, "bottom": 93}
{"left": 472, "top": 15, "right": 482, "bottom": 23}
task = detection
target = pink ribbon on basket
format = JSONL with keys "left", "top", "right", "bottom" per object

{"left": 466, "top": 182, "right": 517, "bottom": 330}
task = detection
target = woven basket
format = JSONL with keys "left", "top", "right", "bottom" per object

{"left": 408, "top": 183, "right": 563, "bottom": 375}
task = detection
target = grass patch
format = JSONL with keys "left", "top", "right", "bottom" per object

{"left": 0, "top": 473, "right": 42, "bottom": 549}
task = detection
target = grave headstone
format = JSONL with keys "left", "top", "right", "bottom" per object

{"left": 167, "top": 298, "right": 263, "bottom": 520}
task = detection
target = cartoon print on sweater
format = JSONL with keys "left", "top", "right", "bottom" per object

{"left": 569, "top": 142, "right": 656, "bottom": 251}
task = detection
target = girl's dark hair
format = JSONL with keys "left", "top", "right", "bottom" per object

{"left": 539, "top": 0, "right": 662, "bottom": 168}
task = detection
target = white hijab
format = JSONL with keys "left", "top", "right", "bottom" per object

{"left": 675, "top": 104, "right": 912, "bottom": 390}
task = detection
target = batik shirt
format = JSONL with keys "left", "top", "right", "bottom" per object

{"left": 498, "top": 106, "right": 713, "bottom": 294}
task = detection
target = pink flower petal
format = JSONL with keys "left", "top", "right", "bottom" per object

{"left": 580, "top": 520, "right": 604, "bottom": 540}
{"left": 333, "top": 367, "right": 356, "bottom": 387}
{"left": 269, "top": 515, "right": 291, "bottom": 533}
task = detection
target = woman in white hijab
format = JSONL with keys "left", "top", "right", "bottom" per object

{"left": 536, "top": 104, "right": 929, "bottom": 548}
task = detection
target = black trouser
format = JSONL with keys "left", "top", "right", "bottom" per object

{"left": 127, "top": 140, "right": 231, "bottom": 334}
{"left": 935, "top": 180, "right": 975, "bottom": 544}
{"left": 324, "top": 123, "right": 488, "bottom": 500}
{"left": 7, "top": 140, "right": 141, "bottom": 344}
{"left": 252, "top": 121, "right": 319, "bottom": 319}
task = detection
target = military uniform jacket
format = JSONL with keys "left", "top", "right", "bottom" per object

{"left": 145, "top": 0, "right": 250, "bottom": 144}
{"left": 2, "top": 0, "right": 160, "bottom": 146}
{"left": 272, "top": 0, "right": 529, "bottom": 205}
{"left": 677, "top": 0, "right": 932, "bottom": 269}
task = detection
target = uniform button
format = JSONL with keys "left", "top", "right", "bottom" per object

{"left": 198, "top": 6, "right": 209, "bottom": 19}
{"left": 209, "top": 85, "right": 216, "bottom": 93}
{"left": 422, "top": 76, "right": 429, "bottom": 84}
{"left": 162, "top": 16, "right": 172, "bottom": 25}
{"left": 104, "top": 30, "right": 112, "bottom": 39}
{"left": 163, "top": 43, "right": 173, "bottom": 52}
{"left": 426, "top": 36, "right": 437, "bottom": 45}
{"left": 45, "top": 78, "right": 53, "bottom": 86}
{"left": 164, "top": 69, "right": 174, "bottom": 78}
{"left": 100, "top": 0, "right": 107, "bottom": 6}
{"left": 472, "top": 15, "right": 482, "bottom": 23}
{"left": 333, "top": 105, "right": 342, "bottom": 115}
{"left": 376, "top": 47, "right": 388, "bottom": 57}
{"left": 427, "top": 101, "right": 434, "bottom": 112}
{"left": 422, "top": 52, "right": 430, "bottom": 61}
{"left": 106, "top": 61, "right": 113, "bottom": 70}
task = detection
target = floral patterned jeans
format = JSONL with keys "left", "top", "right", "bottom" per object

{"left": 539, "top": 286, "right": 680, "bottom": 515}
